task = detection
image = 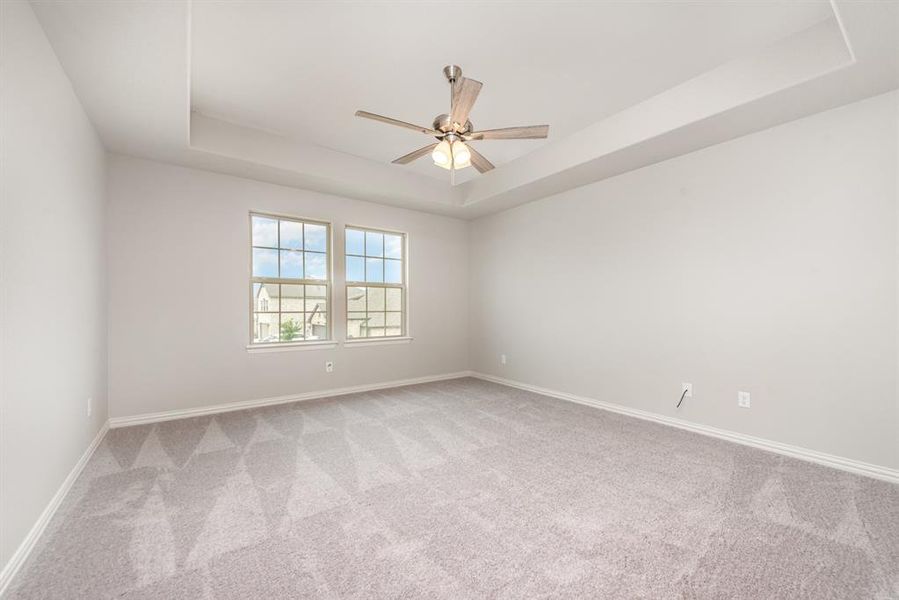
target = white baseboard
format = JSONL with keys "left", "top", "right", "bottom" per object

{"left": 108, "top": 371, "right": 474, "bottom": 428}
{"left": 471, "top": 372, "right": 899, "bottom": 485}
{"left": 0, "top": 421, "right": 110, "bottom": 597}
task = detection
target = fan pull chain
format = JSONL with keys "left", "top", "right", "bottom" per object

{"left": 450, "top": 74, "right": 455, "bottom": 186}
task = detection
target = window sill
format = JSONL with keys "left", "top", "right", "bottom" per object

{"left": 246, "top": 341, "right": 338, "bottom": 353}
{"left": 343, "top": 336, "right": 413, "bottom": 348}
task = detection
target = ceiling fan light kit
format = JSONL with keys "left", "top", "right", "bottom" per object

{"left": 355, "top": 65, "right": 550, "bottom": 179}
{"left": 432, "top": 136, "right": 471, "bottom": 170}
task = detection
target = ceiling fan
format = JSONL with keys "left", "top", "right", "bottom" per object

{"left": 355, "top": 65, "right": 549, "bottom": 177}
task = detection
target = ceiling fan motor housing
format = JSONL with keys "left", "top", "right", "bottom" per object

{"left": 433, "top": 113, "right": 472, "bottom": 137}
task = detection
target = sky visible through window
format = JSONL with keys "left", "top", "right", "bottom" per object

{"left": 252, "top": 216, "right": 327, "bottom": 280}
{"left": 345, "top": 228, "right": 402, "bottom": 284}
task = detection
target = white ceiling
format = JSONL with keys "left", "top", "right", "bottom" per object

{"left": 29, "top": 0, "right": 899, "bottom": 218}
{"left": 190, "top": 1, "right": 831, "bottom": 183}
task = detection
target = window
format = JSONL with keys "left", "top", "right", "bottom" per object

{"left": 345, "top": 226, "right": 406, "bottom": 339}
{"left": 250, "top": 213, "right": 330, "bottom": 344}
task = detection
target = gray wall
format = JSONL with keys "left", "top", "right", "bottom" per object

{"left": 0, "top": 1, "right": 109, "bottom": 568}
{"left": 469, "top": 91, "right": 899, "bottom": 470}
{"left": 106, "top": 156, "right": 469, "bottom": 418}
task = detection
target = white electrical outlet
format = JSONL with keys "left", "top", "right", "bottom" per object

{"left": 325, "top": 361, "right": 334, "bottom": 373}
{"left": 681, "top": 382, "right": 693, "bottom": 398}
{"left": 87, "top": 397, "right": 92, "bottom": 417}
{"left": 738, "top": 391, "right": 751, "bottom": 408}
{"left": 500, "top": 354, "right": 507, "bottom": 365}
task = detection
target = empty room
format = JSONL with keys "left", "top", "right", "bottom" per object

{"left": 1, "top": 0, "right": 898, "bottom": 598}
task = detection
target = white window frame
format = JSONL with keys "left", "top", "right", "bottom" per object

{"left": 248, "top": 211, "right": 333, "bottom": 349}
{"left": 344, "top": 225, "right": 409, "bottom": 342}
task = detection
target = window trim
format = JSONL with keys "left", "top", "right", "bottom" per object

{"left": 343, "top": 336, "right": 413, "bottom": 347}
{"left": 246, "top": 340, "right": 339, "bottom": 353}
{"left": 248, "top": 211, "right": 333, "bottom": 346}
{"left": 344, "top": 224, "right": 409, "bottom": 341}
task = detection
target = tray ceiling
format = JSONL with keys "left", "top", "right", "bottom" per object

{"left": 30, "top": 0, "right": 899, "bottom": 217}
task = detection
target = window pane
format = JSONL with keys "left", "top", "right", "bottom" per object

{"left": 368, "top": 312, "right": 385, "bottom": 328}
{"left": 253, "top": 313, "right": 279, "bottom": 343}
{"left": 386, "top": 312, "right": 402, "bottom": 328}
{"left": 365, "top": 258, "right": 384, "bottom": 282}
{"left": 305, "top": 284, "right": 327, "bottom": 303}
{"left": 305, "top": 296, "right": 327, "bottom": 313}
{"left": 346, "top": 228, "right": 364, "bottom": 255}
{"left": 386, "top": 288, "right": 402, "bottom": 311}
{"left": 365, "top": 231, "right": 384, "bottom": 257}
{"left": 253, "top": 248, "right": 278, "bottom": 277}
{"left": 346, "top": 256, "right": 364, "bottom": 282}
{"left": 385, "top": 259, "right": 402, "bottom": 284}
{"left": 347, "top": 286, "right": 366, "bottom": 312}
{"left": 307, "top": 312, "right": 327, "bottom": 340}
{"left": 304, "top": 223, "right": 327, "bottom": 252}
{"left": 280, "top": 250, "right": 303, "bottom": 279}
{"left": 253, "top": 283, "right": 280, "bottom": 312}
{"left": 385, "top": 327, "right": 402, "bottom": 337}
{"left": 305, "top": 251, "right": 327, "bottom": 280}
{"left": 384, "top": 234, "right": 402, "bottom": 259}
{"left": 280, "top": 284, "right": 303, "bottom": 311}
{"left": 367, "top": 287, "right": 386, "bottom": 311}
{"left": 279, "top": 220, "right": 302, "bottom": 249}
{"left": 368, "top": 311, "right": 386, "bottom": 337}
{"left": 252, "top": 216, "right": 278, "bottom": 247}
{"left": 347, "top": 312, "right": 368, "bottom": 338}
{"left": 305, "top": 284, "right": 327, "bottom": 317}
{"left": 280, "top": 313, "right": 304, "bottom": 341}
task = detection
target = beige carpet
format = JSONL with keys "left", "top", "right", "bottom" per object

{"left": 8, "top": 377, "right": 898, "bottom": 599}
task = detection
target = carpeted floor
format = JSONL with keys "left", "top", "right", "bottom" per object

{"left": 8, "top": 377, "right": 899, "bottom": 599}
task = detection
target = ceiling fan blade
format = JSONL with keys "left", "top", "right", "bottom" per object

{"left": 467, "top": 145, "right": 494, "bottom": 173}
{"left": 355, "top": 110, "right": 441, "bottom": 136}
{"left": 392, "top": 143, "right": 438, "bottom": 165}
{"left": 467, "top": 125, "right": 549, "bottom": 140}
{"left": 450, "top": 78, "right": 482, "bottom": 127}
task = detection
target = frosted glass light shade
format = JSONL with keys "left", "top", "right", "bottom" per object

{"left": 452, "top": 141, "right": 471, "bottom": 168}
{"left": 432, "top": 139, "right": 472, "bottom": 170}
{"left": 432, "top": 140, "right": 452, "bottom": 169}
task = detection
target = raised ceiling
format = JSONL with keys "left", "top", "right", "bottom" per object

{"left": 190, "top": 1, "right": 832, "bottom": 184}
{"left": 30, "top": 1, "right": 899, "bottom": 218}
